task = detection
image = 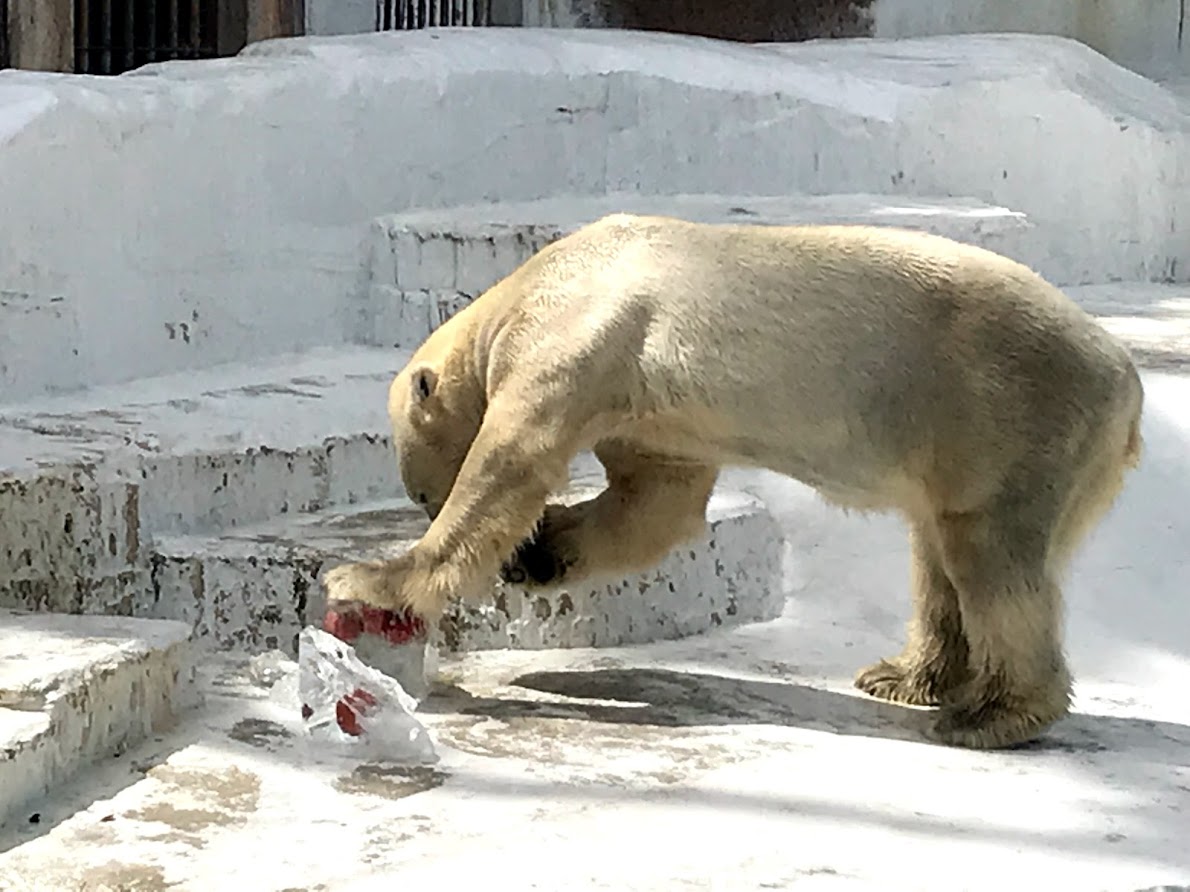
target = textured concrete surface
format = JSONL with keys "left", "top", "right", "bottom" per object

{"left": 0, "top": 347, "right": 407, "bottom": 616}
{"left": 870, "top": 0, "right": 1190, "bottom": 81}
{"left": 0, "top": 30, "right": 1186, "bottom": 398}
{"left": 1, "top": 282, "right": 1186, "bottom": 631}
{"left": 0, "top": 335, "right": 786, "bottom": 656}
{"left": 369, "top": 194, "right": 1190, "bottom": 356}
{"left": 0, "top": 343, "right": 1185, "bottom": 892}
{"left": 151, "top": 484, "right": 785, "bottom": 654}
{"left": 0, "top": 609, "right": 197, "bottom": 831}
{"left": 368, "top": 191, "right": 1041, "bottom": 348}
{"left": 1, "top": 494, "right": 1187, "bottom": 892}
{"left": 1072, "top": 283, "right": 1190, "bottom": 373}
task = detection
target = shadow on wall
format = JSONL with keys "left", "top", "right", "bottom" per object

{"left": 593, "top": 0, "right": 876, "bottom": 42}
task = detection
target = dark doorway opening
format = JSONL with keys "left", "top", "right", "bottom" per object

{"left": 74, "top": 0, "right": 220, "bottom": 75}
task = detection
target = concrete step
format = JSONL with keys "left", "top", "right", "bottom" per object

{"left": 0, "top": 609, "right": 197, "bottom": 832}
{"left": 365, "top": 191, "right": 1048, "bottom": 349}
{"left": 0, "top": 341, "right": 785, "bottom": 653}
{"left": 363, "top": 194, "right": 1189, "bottom": 351}
{"left": 150, "top": 483, "right": 786, "bottom": 655}
{"left": 1, "top": 280, "right": 1184, "bottom": 627}
{"left": 3, "top": 30, "right": 1184, "bottom": 400}
{"left": 1, "top": 602, "right": 1187, "bottom": 891}
{"left": 0, "top": 346, "right": 408, "bottom": 616}
{"left": 1067, "top": 282, "right": 1190, "bottom": 373}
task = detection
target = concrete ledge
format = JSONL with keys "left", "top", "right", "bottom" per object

{"left": 368, "top": 192, "right": 1042, "bottom": 348}
{"left": 151, "top": 486, "right": 785, "bottom": 654}
{"left": 0, "top": 347, "right": 407, "bottom": 615}
{"left": 1067, "top": 282, "right": 1190, "bottom": 373}
{"left": 0, "top": 30, "right": 1185, "bottom": 398}
{"left": 370, "top": 200, "right": 1190, "bottom": 355}
{"left": 0, "top": 609, "right": 198, "bottom": 830}
{"left": 1, "top": 283, "right": 1184, "bottom": 624}
{"left": 439, "top": 487, "right": 786, "bottom": 652}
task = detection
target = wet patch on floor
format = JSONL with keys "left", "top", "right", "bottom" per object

{"left": 334, "top": 764, "right": 449, "bottom": 800}
{"left": 71, "top": 861, "right": 173, "bottom": 892}
{"left": 127, "top": 764, "right": 261, "bottom": 844}
{"left": 228, "top": 717, "right": 294, "bottom": 748}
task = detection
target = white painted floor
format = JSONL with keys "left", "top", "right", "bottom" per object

{"left": 0, "top": 369, "right": 1187, "bottom": 892}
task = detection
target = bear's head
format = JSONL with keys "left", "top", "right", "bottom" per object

{"left": 388, "top": 360, "right": 483, "bottom": 522}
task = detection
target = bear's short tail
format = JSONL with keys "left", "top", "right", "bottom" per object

{"left": 1121, "top": 365, "right": 1144, "bottom": 471}
{"left": 1123, "top": 415, "right": 1143, "bottom": 470}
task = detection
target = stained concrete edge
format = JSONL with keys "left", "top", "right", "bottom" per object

{"left": 0, "top": 610, "right": 200, "bottom": 831}
{"left": 149, "top": 487, "right": 786, "bottom": 655}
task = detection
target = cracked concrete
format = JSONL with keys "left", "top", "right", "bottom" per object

{"left": 1, "top": 570, "right": 1188, "bottom": 890}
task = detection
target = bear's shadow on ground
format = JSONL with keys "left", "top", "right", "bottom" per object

{"left": 426, "top": 666, "right": 1190, "bottom": 757}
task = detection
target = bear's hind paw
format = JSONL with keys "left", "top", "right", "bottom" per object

{"left": 926, "top": 697, "right": 1069, "bottom": 749}
{"left": 854, "top": 658, "right": 956, "bottom": 708}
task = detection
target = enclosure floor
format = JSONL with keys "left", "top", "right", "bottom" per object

{"left": 2, "top": 365, "right": 1188, "bottom": 890}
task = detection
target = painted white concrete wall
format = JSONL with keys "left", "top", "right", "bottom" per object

{"left": 871, "top": 0, "right": 1190, "bottom": 81}
{"left": 523, "top": 0, "right": 1190, "bottom": 81}
{"left": 0, "top": 28, "right": 1186, "bottom": 402}
{"left": 306, "top": 0, "right": 376, "bottom": 35}
{"left": 522, "top": 0, "right": 594, "bottom": 28}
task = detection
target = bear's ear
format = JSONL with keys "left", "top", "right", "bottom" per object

{"left": 410, "top": 365, "right": 438, "bottom": 406}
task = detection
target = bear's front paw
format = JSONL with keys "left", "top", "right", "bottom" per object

{"left": 322, "top": 557, "right": 421, "bottom": 615}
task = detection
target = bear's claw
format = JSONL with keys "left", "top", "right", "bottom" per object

{"left": 854, "top": 657, "right": 967, "bottom": 708}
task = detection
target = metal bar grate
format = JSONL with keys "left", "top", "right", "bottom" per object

{"left": 75, "top": 0, "right": 219, "bottom": 75}
{"left": 375, "top": 0, "right": 489, "bottom": 29}
{"left": 0, "top": 0, "right": 9, "bottom": 70}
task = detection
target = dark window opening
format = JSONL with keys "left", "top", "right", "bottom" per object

{"left": 0, "top": 0, "right": 10, "bottom": 69}
{"left": 75, "top": 0, "right": 220, "bottom": 75}
{"left": 375, "top": 0, "right": 490, "bottom": 29}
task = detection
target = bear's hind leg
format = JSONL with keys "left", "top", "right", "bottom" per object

{"left": 927, "top": 494, "right": 1072, "bottom": 749}
{"left": 501, "top": 439, "right": 718, "bottom": 589}
{"left": 855, "top": 521, "right": 970, "bottom": 707}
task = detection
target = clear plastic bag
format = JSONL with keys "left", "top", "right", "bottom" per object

{"left": 292, "top": 626, "right": 439, "bottom": 764}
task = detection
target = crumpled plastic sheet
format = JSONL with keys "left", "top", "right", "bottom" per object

{"left": 251, "top": 627, "right": 438, "bottom": 765}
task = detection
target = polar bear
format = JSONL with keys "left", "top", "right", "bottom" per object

{"left": 323, "top": 213, "right": 1144, "bottom": 750}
